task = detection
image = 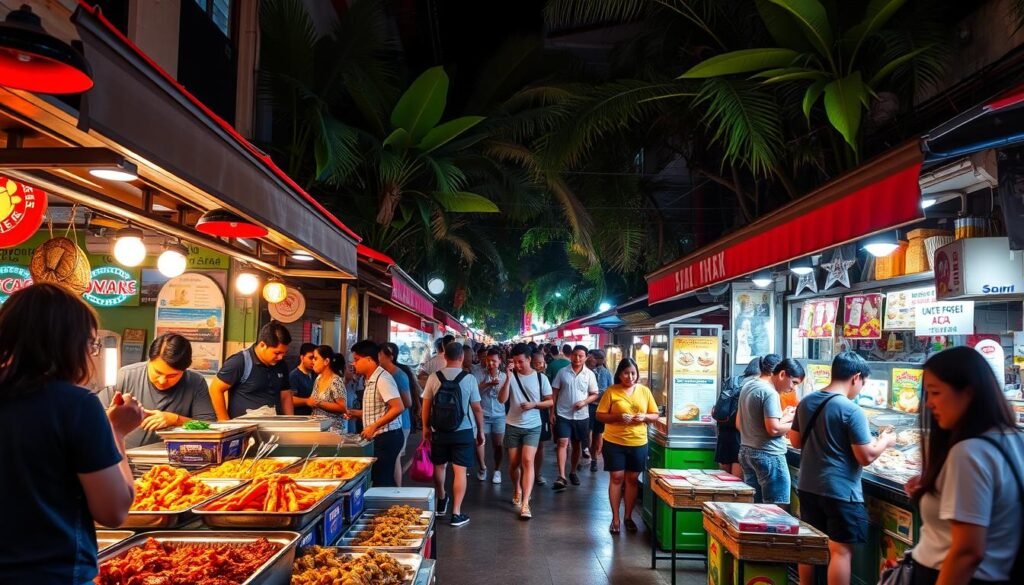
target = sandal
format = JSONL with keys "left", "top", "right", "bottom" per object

{"left": 625, "top": 518, "right": 638, "bottom": 533}
{"left": 609, "top": 522, "right": 620, "bottom": 534}
{"left": 512, "top": 493, "right": 521, "bottom": 507}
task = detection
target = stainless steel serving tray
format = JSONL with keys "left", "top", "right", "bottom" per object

{"left": 279, "top": 456, "right": 376, "bottom": 480}
{"left": 101, "top": 479, "right": 248, "bottom": 529}
{"left": 96, "top": 530, "right": 299, "bottom": 585}
{"left": 96, "top": 530, "right": 134, "bottom": 552}
{"left": 194, "top": 479, "right": 344, "bottom": 529}
{"left": 358, "top": 508, "right": 434, "bottom": 528}
{"left": 334, "top": 537, "right": 424, "bottom": 553}
{"left": 156, "top": 422, "right": 258, "bottom": 441}
{"left": 292, "top": 550, "right": 423, "bottom": 585}
{"left": 194, "top": 456, "right": 302, "bottom": 480}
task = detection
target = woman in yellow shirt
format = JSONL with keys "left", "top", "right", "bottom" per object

{"left": 596, "top": 357, "right": 660, "bottom": 534}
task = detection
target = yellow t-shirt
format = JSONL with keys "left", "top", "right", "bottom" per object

{"left": 597, "top": 383, "right": 659, "bottom": 447}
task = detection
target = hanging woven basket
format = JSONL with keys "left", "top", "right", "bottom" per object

{"left": 29, "top": 236, "right": 91, "bottom": 296}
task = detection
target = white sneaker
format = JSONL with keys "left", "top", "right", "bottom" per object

{"left": 492, "top": 471, "right": 502, "bottom": 484}
{"left": 476, "top": 468, "right": 487, "bottom": 481}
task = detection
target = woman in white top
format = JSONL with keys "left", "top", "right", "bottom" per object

{"left": 908, "top": 347, "right": 1023, "bottom": 585}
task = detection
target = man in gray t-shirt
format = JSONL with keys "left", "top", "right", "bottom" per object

{"left": 738, "top": 379, "right": 788, "bottom": 455}
{"left": 98, "top": 334, "right": 215, "bottom": 449}
{"left": 789, "top": 352, "right": 894, "bottom": 585}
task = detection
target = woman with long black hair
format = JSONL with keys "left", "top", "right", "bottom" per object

{"left": 294, "top": 345, "right": 348, "bottom": 433}
{"left": 908, "top": 346, "right": 1023, "bottom": 585}
{"left": 0, "top": 284, "right": 144, "bottom": 583}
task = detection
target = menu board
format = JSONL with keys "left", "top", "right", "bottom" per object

{"left": 798, "top": 298, "right": 839, "bottom": 339}
{"left": 806, "top": 363, "right": 832, "bottom": 390}
{"left": 884, "top": 287, "right": 936, "bottom": 330}
{"left": 155, "top": 273, "right": 225, "bottom": 374}
{"left": 670, "top": 335, "right": 719, "bottom": 424}
{"left": 891, "top": 368, "right": 923, "bottom": 413}
{"left": 843, "top": 294, "right": 883, "bottom": 339}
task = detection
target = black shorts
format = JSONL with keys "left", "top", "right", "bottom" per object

{"left": 797, "top": 490, "right": 868, "bottom": 544}
{"left": 430, "top": 429, "right": 475, "bottom": 468}
{"left": 539, "top": 408, "right": 552, "bottom": 441}
{"left": 588, "top": 403, "right": 604, "bottom": 434}
{"left": 554, "top": 416, "right": 589, "bottom": 442}
{"left": 603, "top": 441, "right": 648, "bottom": 472}
{"left": 714, "top": 426, "right": 741, "bottom": 465}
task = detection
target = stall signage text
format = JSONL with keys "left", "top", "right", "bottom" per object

{"left": 0, "top": 264, "right": 32, "bottom": 303}
{"left": 673, "top": 251, "right": 726, "bottom": 293}
{"left": 935, "top": 238, "right": 1024, "bottom": 299}
{"left": 0, "top": 178, "right": 47, "bottom": 249}
{"left": 84, "top": 266, "right": 138, "bottom": 307}
{"left": 914, "top": 301, "right": 974, "bottom": 336}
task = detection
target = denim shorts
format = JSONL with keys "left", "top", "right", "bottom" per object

{"left": 738, "top": 446, "right": 791, "bottom": 504}
{"left": 483, "top": 416, "right": 506, "bottom": 435}
{"left": 504, "top": 424, "right": 541, "bottom": 449}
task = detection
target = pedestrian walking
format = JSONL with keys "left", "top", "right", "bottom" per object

{"left": 531, "top": 350, "right": 553, "bottom": 486}
{"left": 586, "top": 349, "right": 613, "bottom": 472}
{"left": 503, "top": 343, "right": 553, "bottom": 519}
{"left": 474, "top": 348, "right": 509, "bottom": 483}
{"left": 551, "top": 345, "right": 599, "bottom": 491}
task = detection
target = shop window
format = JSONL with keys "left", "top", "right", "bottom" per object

{"left": 193, "top": 0, "right": 232, "bottom": 38}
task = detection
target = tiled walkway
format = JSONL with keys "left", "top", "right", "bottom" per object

{"left": 416, "top": 441, "right": 707, "bottom": 585}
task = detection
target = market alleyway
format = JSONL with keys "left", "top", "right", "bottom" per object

{"left": 407, "top": 440, "right": 706, "bottom": 585}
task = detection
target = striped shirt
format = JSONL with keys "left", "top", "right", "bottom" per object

{"left": 363, "top": 367, "right": 402, "bottom": 435}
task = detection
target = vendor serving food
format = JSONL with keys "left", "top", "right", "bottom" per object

{"left": 99, "top": 334, "right": 215, "bottom": 449}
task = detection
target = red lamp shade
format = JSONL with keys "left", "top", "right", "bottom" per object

{"left": 0, "top": 5, "right": 93, "bottom": 94}
{"left": 195, "top": 208, "right": 268, "bottom": 238}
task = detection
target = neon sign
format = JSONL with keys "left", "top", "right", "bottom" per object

{"left": 83, "top": 266, "right": 137, "bottom": 307}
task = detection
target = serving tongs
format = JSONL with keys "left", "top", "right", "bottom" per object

{"left": 244, "top": 434, "right": 280, "bottom": 476}
{"left": 298, "top": 444, "right": 320, "bottom": 476}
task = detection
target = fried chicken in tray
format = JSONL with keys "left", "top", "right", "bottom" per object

{"left": 95, "top": 537, "right": 281, "bottom": 585}
{"left": 368, "top": 505, "right": 427, "bottom": 526}
{"left": 292, "top": 548, "right": 410, "bottom": 585}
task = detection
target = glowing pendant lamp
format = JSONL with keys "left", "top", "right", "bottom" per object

{"left": 195, "top": 208, "right": 268, "bottom": 238}
{"left": 0, "top": 5, "right": 93, "bottom": 94}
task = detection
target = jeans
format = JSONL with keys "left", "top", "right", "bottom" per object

{"left": 371, "top": 429, "right": 405, "bottom": 487}
{"left": 738, "top": 446, "right": 790, "bottom": 504}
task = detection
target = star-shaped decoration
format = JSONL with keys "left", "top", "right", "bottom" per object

{"left": 795, "top": 270, "right": 818, "bottom": 296}
{"left": 822, "top": 248, "right": 855, "bottom": 290}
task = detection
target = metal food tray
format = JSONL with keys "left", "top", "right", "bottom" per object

{"left": 97, "top": 530, "right": 299, "bottom": 585}
{"left": 156, "top": 422, "right": 258, "bottom": 441}
{"left": 294, "top": 550, "right": 423, "bottom": 585}
{"left": 280, "top": 456, "right": 376, "bottom": 480}
{"left": 358, "top": 508, "right": 434, "bottom": 528}
{"left": 105, "top": 479, "right": 248, "bottom": 529}
{"left": 96, "top": 530, "right": 134, "bottom": 552}
{"left": 195, "top": 456, "right": 302, "bottom": 480}
{"left": 194, "top": 479, "right": 344, "bottom": 529}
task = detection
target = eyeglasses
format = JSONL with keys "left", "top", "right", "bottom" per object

{"left": 87, "top": 339, "right": 102, "bottom": 357}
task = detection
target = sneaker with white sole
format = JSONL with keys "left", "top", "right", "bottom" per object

{"left": 492, "top": 470, "right": 502, "bottom": 484}
{"left": 535, "top": 476, "right": 547, "bottom": 486}
{"left": 476, "top": 468, "right": 487, "bottom": 481}
{"left": 520, "top": 504, "right": 532, "bottom": 520}
{"left": 450, "top": 513, "right": 470, "bottom": 527}
{"left": 437, "top": 495, "right": 450, "bottom": 516}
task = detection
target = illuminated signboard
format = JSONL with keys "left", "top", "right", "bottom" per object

{"left": 83, "top": 266, "right": 139, "bottom": 307}
{"left": 0, "top": 264, "right": 32, "bottom": 303}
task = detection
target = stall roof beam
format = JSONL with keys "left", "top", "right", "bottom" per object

{"left": 655, "top": 304, "right": 726, "bottom": 328}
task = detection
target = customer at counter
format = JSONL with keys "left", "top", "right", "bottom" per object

{"left": 209, "top": 322, "right": 294, "bottom": 420}
{"left": 908, "top": 347, "right": 1024, "bottom": 585}
{"left": 736, "top": 355, "right": 800, "bottom": 506}
{"left": 0, "top": 284, "right": 144, "bottom": 583}
{"left": 292, "top": 345, "right": 348, "bottom": 432}
{"left": 289, "top": 343, "right": 318, "bottom": 416}
{"left": 348, "top": 340, "right": 406, "bottom": 487}
{"left": 99, "top": 333, "right": 216, "bottom": 448}
{"left": 789, "top": 352, "right": 895, "bottom": 585}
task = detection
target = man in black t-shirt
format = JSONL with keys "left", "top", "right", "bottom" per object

{"left": 209, "top": 322, "right": 294, "bottom": 420}
{"left": 289, "top": 343, "right": 317, "bottom": 416}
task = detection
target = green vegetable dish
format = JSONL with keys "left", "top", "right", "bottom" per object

{"left": 182, "top": 420, "right": 211, "bottom": 430}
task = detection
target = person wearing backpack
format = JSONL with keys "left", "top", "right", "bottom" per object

{"left": 421, "top": 341, "right": 485, "bottom": 527}
{"left": 348, "top": 340, "right": 406, "bottom": 488}
{"left": 905, "top": 347, "right": 1024, "bottom": 585}
{"left": 209, "top": 322, "right": 294, "bottom": 420}
{"left": 788, "top": 352, "right": 895, "bottom": 585}
{"left": 713, "top": 357, "right": 761, "bottom": 478}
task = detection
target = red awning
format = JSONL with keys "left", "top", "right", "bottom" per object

{"left": 434, "top": 307, "right": 464, "bottom": 334}
{"left": 358, "top": 244, "right": 395, "bottom": 266}
{"left": 647, "top": 141, "right": 924, "bottom": 304}
{"left": 391, "top": 272, "right": 433, "bottom": 318}
{"left": 376, "top": 302, "right": 426, "bottom": 331}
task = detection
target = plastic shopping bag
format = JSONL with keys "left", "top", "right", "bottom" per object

{"left": 410, "top": 441, "right": 434, "bottom": 483}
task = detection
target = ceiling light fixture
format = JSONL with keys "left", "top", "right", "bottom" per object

{"left": 262, "top": 278, "right": 287, "bottom": 303}
{"left": 863, "top": 231, "right": 900, "bottom": 257}
{"left": 427, "top": 277, "right": 445, "bottom": 295}
{"left": 751, "top": 270, "right": 773, "bottom": 288}
{"left": 291, "top": 250, "right": 314, "bottom": 262}
{"left": 156, "top": 241, "right": 188, "bottom": 278}
{"left": 0, "top": 5, "right": 93, "bottom": 94}
{"left": 112, "top": 227, "right": 146, "bottom": 267}
{"left": 235, "top": 271, "right": 260, "bottom": 296}
{"left": 88, "top": 159, "right": 138, "bottom": 182}
{"left": 196, "top": 208, "right": 268, "bottom": 238}
{"left": 789, "top": 257, "right": 813, "bottom": 276}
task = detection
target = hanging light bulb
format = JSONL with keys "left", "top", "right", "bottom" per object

{"left": 156, "top": 242, "right": 188, "bottom": 278}
{"left": 112, "top": 227, "right": 146, "bottom": 267}
{"left": 863, "top": 230, "right": 900, "bottom": 257}
{"left": 235, "top": 271, "right": 259, "bottom": 296}
{"left": 262, "top": 278, "right": 287, "bottom": 303}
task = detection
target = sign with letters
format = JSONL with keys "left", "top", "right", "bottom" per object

{"left": 914, "top": 301, "right": 974, "bottom": 336}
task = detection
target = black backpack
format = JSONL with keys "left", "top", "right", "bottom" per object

{"left": 711, "top": 375, "right": 744, "bottom": 425}
{"left": 429, "top": 371, "right": 470, "bottom": 432}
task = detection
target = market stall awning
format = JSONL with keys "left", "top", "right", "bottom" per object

{"left": 647, "top": 141, "right": 924, "bottom": 304}
{"left": 69, "top": 5, "right": 359, "bottom": 276}
{"left": 434, "top": 308, "right": 465, "bottom": 335}
{"left": 390, "top": 267, "right": 433, "bottom": 318}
